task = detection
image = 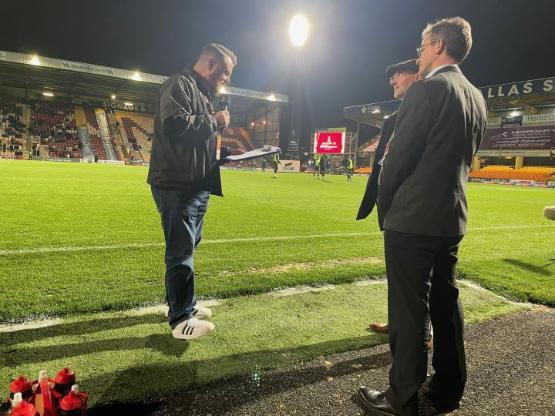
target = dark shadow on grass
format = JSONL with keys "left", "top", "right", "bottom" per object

{"left": 0, "top": 313, "right": 167, "bottom": 348}
{"left": 0, "top": 332, "right": 189, "bottom": 367}
{"left": 1, "top": 315, "right": 389, "bottom": 412}
{"left": 503, "top": 259, "right": 552, "bottom": 276}
{"left": 86, "top": 339, "right": 390, "bottom": 414}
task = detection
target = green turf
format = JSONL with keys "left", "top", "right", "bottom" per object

{"left": 0, "top": 160, "right": 553, "bottom": 322}
{"left": 0, "top": 280, "right": 526, "bottom": 406}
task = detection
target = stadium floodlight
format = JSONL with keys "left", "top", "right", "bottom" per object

{"left": 131, "top": 72, "right": 142, "bottom": 81}
{"left": 111, "top": 94, "right": 116, "bottom": 100}
{"left": 289, "top": 14, "right": 310, "bottom": 47}
{"left": 266, "top": 93, "right": 276, "bottom": 101}
{"left": 30, "top": 55, "right": 41, "bottom": 66}
{"left": 42, "top": 91, "right": 54, "bottom": 97}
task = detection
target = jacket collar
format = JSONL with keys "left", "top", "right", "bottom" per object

{"left": 425, "top": 64, "right": 460, "bottom": 79}
{"left": 184, "top": 68, "right": 214, "bottom": 99}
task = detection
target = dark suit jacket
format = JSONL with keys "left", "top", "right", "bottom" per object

{"left": 356, "top": 112, "right": 398, "bottom": 220}
{"left": 377, "top": 66, "right": 487, "bottom": 236}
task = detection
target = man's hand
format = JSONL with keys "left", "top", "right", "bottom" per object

{"left": 219, "top": 146, "right": 244, "bottom": 165}
{"left": 214, "top": 110, "right": 230, "bottom": 130}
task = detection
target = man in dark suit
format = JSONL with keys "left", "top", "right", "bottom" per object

{"left": 358, "top": 17, "right": 488, "bottom": 416}
{"left": 357, "top": 58, "right": 420, "bottom": 334}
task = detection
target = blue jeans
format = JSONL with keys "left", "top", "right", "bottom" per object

{"left": 151, "top": 186, "right": 210, "bottom": 329}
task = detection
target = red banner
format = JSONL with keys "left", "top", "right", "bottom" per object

{"left": 314, "top": 131, "right": 345, "bottom": 154}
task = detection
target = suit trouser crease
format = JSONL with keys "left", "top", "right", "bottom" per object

{"left": 151, "top": 186, "right": 210, "bottom": 329}
{"left": 384, "top": 230, "right": 466, "bottom": 416}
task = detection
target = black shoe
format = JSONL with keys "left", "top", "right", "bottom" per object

{"left": 420, "top": 393, "right": 459, "bottom": 415}
{"left": 358, "top": 387, "right": 397, "bottom": 415}
{"left": 420, "top": 377, "right": 460, "bottom": 414}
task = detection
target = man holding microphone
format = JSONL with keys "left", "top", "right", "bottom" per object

{"left": 147, "top": 43, "right": 237, "bottom": 340}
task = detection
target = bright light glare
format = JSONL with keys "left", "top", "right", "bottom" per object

{"left": 266, "top": 94, "right": 276, "bottom": 101}
{"left": 131, "top": 72, "right": 141, "bottom": 81}
{"left": 289, "top": 14, "right": 310, "bottom": 47}
{"left": 30, "top": 55, "right": 41, "bottom": 66}
{"left": 124, "top": 102, "right": 134, "bottom": 106}
{"left": 111, "top": 94, "right": 116, "bottom": 100}
{"left": 42, "top": 92, "right": 54, "bottom": 97}
{"left": 510, "top": 111, "right": 520, "bottom": 117}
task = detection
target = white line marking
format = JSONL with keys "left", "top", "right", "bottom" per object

{"left": 458, "top": 280, "right": 534, "bottom": 308}
{"left": 1, "top": 278, "right": 531, "bottom": 333}
{"left": 0, "top": 225, "right": 553, "bottom": 256}
{"left": 0, "top": 233, "right": 379, "bottom": 256}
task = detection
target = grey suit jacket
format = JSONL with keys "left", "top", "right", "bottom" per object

{"left": 377, "top": 66, "right": 487, "bottom": 236}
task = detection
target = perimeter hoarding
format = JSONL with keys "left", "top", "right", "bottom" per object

{"left": 477, "top": 125, "right": 555, "bottom": 157}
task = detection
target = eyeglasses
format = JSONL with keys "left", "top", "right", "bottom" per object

{"left": 417, "top": 40, "right": 438, "bottom": 56}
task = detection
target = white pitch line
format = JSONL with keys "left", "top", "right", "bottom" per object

{"left": 0, "top": 232, "right": 380, "bottom": 256}
{"left": 0, "top": 225, "right": 553, "bottom": 256}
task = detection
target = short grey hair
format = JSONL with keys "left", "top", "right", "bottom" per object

{"left": 422, "top": 17, "right": 472, "bottom": 63}
{"left": 201, "top": 43, "right": 237, "bottom": 66}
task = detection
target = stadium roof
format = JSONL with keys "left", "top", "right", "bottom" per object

{"left": 0, "top": 50, "right": 287, "bottom": 114}
{"left": 344, "top": 75, "right": 555, "bottom": 128}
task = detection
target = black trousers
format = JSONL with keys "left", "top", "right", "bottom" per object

{"left": 383, "top": 229, "right": 466, "bottom": 416}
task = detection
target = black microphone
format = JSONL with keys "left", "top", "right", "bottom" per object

{"left": 219, "top": 94, "right": 230, "bottom": 111}
{"left": 217, "top": 95, "right": 230, "bottom": 134}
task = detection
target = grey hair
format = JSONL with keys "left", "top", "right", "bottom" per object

{"left": 201, "top": 43, "right": 237, "bottom": 66}
{"left": 422, "top": 17, "right": 473, "bottom": 63}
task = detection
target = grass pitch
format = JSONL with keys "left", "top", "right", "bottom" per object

{"left": 0, "top": 160, "right": 550, "bottom": 406}
{"left": 0, "top": 160, "right": 553, "bottom": 323}
{"left": 0, "top": 280, "right": 525, "bottom": 406}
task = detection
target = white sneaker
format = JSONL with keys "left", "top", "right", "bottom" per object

{"left": 172, "top": 318, "right": 215, "bottom": 340}
{"left": 191, "top": 305, "right": 212, "bottom": 320}
{"left": 164, "top": 305, "right": 212, "bottom": 320}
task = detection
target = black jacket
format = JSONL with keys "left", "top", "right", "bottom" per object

{"left": 356, "top": 111, "right": 397, "bottom": 220}
{"left": 147, "top": 69, "right": 222, "bottom": 196}
{"left": 377, "top": 66, "right": 487, "bottom": 236}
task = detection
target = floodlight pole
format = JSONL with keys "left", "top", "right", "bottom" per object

{"left": 293, "top": 49, "right": 302, "bottom": 159}
{"left": 354, "top": 122, "right": 360, "bottom": 170}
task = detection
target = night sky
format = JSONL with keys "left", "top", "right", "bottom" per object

{"left": 2, "top": 0, "right": 554, "bottom": 129}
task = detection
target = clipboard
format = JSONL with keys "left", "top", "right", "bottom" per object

{"left": 224, "top": 145, "right": 281, "bottom": 162}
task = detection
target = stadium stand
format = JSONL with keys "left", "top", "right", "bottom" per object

{"left": 355, "top": 166, "right": 372, "bottom": 174}
{"left": 469, "top": 165, "right": 555, "bottom": 182}
{"left": 0, "top": 51, "right": 289, "bottom": 164}
{"left": 222, "top": 126, "right": 255, "bottom": 152}
{"left": 95, "top": 108, "right": 118, "bottom": 160}
{"left": 29, "top": 101, "right": 82, "bottom": 159}
{"left": 0, "top": 103, "right": 25, "bottom": 158}
{"left": 83, "top": 106, "right": 108, "bottom": 160}
{"left": 114, "top": 111, "right": 154, "bottom": 162}
{"left": 105, "top": 111, "right": 128, "bottom": 161}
